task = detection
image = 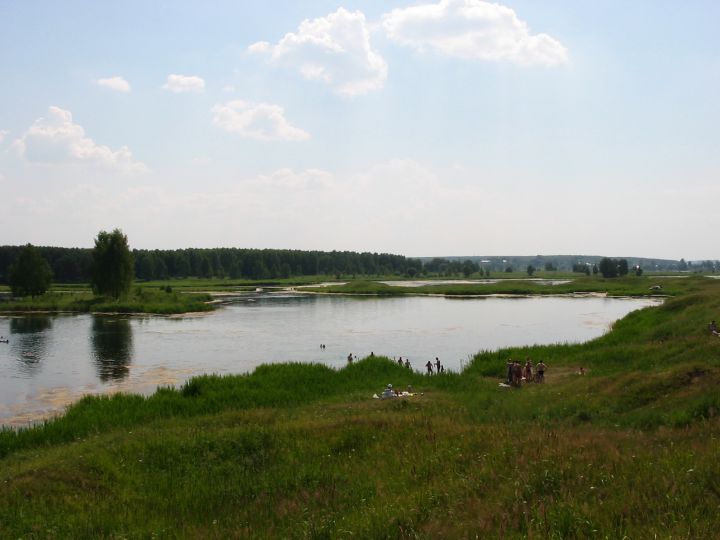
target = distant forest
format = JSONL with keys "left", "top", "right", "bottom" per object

{"left": 0, "top": 246, "right": 716, "bottom": 284}
{"left": 424, "top": 255, "right": 718, "bottom": 274}
{"left": 0, "top": 246, "right": 423, "bottom": 283}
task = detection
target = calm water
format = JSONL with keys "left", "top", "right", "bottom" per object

{"left": 377, "top": 279, "right": 572, "bottom": 287}
{"left": 0, "top": 293, "right": 660, "bottom": 425}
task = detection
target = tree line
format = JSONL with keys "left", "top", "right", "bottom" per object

{"left": 0, "top": 243, "right": 423, "bottom": 284}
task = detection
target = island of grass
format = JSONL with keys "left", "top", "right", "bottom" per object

{"left": 1, "top": 277, "right": 719, "bottom": 537}
{"left": 305, "top": 274, "right": 694, "bottom": 297}
{"left": 0, "top": 287, "right": 213, "bottom": 315}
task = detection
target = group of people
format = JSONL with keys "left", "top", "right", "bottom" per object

{"left": 425, "top": 357, "right": 445, "bottom": 375}
{"left": 506, "top": 358, "right": 546, "bottom": 386}
{"left": 379, "top": 383, "right": 415, "bottom": 399}
{"left": 347, "top": 352, "right": 446, "bottom": 375}
{"left": 395, "top": 356, "right": 412, "bottom": 369}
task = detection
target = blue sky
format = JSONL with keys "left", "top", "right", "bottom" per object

{"left": 1, "top": 1, "right": 718, "bottom": 259}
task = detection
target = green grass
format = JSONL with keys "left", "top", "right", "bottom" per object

{"left": 0, "top": 289, "right": 213, "bottom": 314}
{"left": 1, "top": 277, "right": 720, "bottom": 537}
{"left": 135, "top": 275, "right": 348, "bottom": 290}
{"left": 311, "top": 275, "right": 697, "bottom": 297}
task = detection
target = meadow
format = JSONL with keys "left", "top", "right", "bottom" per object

{"left": 0, "top": 276, "right": 719, "bottom": 537}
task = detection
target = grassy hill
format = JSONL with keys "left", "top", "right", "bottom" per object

{"left": 1, "top": 277, "right": 719, "bottom": 538}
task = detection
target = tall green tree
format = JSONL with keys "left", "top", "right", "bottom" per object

{"left": 8, "top": 244, "right": 53, "bottom": 297}
{"left": 618, "top": 259, "right": 629, "bottom": 276}
{"left": 91, "top": 229, "right": 134, "bottom": 299}
{"left": 598, "top": 257, "right": 618, "bottom": 278}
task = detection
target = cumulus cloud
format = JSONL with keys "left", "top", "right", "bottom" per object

{"left": 211, "top": 100, "right": 310, "bottom": 141}
{"left": 382, "top": 0, "right": 568, "bottom": 66}
{"left": 0, "top": 129, "right": 8, "bottom": 143}
{"left": 12, "top": 106, "right": 145, "bottom": 172}
{"left": 95, "top": 76, "right": 131, "bottom": 92}
{"left": 162, "top": 74, "right": 205, "bottom": 93}
{"left": 248, "top": 8, "right": 387, "bottom": 96}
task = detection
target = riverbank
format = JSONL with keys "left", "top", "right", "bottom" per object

{"left": 0, "top": 274, "right": 681, "bottom": 315}
{"left": 1, "top": 277, "right": 719, "bottom": 536}
{"left": 0, "top": 289, "right": 213, "bottom": 315}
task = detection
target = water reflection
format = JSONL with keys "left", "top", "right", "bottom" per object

{"left": 10, "top": 316, "right": 53, "bottom": 334}
{"left": 90, "top": 316, "right": 134, "bottom": 382}
{"left": 9, "top": 316, "right": 52, "bottom": 372}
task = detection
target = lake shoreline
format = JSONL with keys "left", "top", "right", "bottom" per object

{"left": 1, "top": 293, "right": 662, "bottom": 427}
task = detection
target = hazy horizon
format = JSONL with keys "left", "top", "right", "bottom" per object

{"left": 1, "top": 1, "right": 718, "bottom": 260}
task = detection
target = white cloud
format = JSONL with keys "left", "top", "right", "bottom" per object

{"left": 162, "top": 74, "right": 205, "bottom": 93}
{"left": 95, "top": 76, "right": 131, "bottom": 92}
{"left": 12, "top": 106, "right": 145, "bottom": 172}
{"left": 249, "top": 8, "right": 387, "bottom": 96}
{"left": 211, "top": 100, "right": 310, "bottom": 141}
{"left": 247, "top": 41, "right": 271, "bottom": 54}
{"left": 0, "top": 129, "right": 8, "bottom": 143}
{"left": 382, "top": 0, "right": 568, "bottom": 66}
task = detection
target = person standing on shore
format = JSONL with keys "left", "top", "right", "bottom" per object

{"left": 425, "top": 360, "right": 433, "bottom": 375}
{"left": 435, "top": 357, "right": 441, "bottom": 373}
{"left": 512, "top": 361, "right": 523, "bottom": 387}
{"left": 536, "top": 360, "right": 547, "bottom": 383}
{"left": 347, "top": 353, "right": 353, "bottom": 365}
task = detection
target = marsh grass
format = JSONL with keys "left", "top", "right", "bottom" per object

{"left": 311, "top": 275, "right": 699, "bottom": 297}
{"left": 1, "top": 278, "right": 720, "bottom": 537}
{"left": 0, "top": 289, "right": 213, "bottom": 314}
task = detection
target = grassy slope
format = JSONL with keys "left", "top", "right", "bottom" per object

{"left": 1, "top": 278, "right": 720, "bottom": 537}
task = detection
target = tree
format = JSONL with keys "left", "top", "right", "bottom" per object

{"left": 598, "top": 257, "right": 629, "bottom": 278}
{"left": 91, "top": 229, "right": 134, "bottom": 299}
{"left": 462, "top": 260, "right": 477, "bottom": 277}
{"left": 618, "top": 259, "right": 629, "bottom": 276}
{"left": 598, "top": 257, "right": 617, "bottom": 278}
{"left": 8, "top": 244, "right": 52, "bottom": 297}
{"left": 526, "top": 264, "right": 536, "bottom": 277}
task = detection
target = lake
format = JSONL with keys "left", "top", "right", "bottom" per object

{"left": 0, "top": 293, "right": 660, "bottom": 425}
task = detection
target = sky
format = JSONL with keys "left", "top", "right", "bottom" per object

{"left": 1, "top": 1, "right": 718, "bottom": 260}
